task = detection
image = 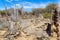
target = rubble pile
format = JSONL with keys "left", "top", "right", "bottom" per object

{"left": 0, "top": 13, "right": 59, "bottom": 40}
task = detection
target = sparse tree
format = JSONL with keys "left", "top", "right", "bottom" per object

{"left": 45, "top": 3, "right": 58, "bottom": 13}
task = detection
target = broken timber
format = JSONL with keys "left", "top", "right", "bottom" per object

{"left": 51, "top": 8, "right": 59, "bottom": 40}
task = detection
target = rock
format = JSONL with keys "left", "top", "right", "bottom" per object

{"left": 22, "top": 23, "right": 49, "bottom": 40}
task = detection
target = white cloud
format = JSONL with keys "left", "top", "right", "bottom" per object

{"left": 24, "top": 6, "right": 32, "bottom": 8}
{"left": 15, "top": 0, "right": 19, "bottom": 1}
{"left": 16, "top": 4, "right": 20, "bottom": 6}
{"left": 20, "top": 1, "right": 49, "bottom": 9}
{"left": 6, "top": 0, "right": 13, "bottom": 2}
{"left": 31, "top": 3, "right": 47, "bottom": 8}
{"left": 6, "top": 0, "right": 19, "bottom": 2}
{"left": 5, "top": 1, "right": 50, "bottom": 9}
{"left": 57, "top": 2, "right": 60, "bottom": 11}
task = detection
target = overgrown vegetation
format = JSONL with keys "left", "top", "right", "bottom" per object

{"left": 31, "top": 3, "right": 58, "bottom": 19}
{"left": 42, "top": 13, "right": 51, "bottom": 19}
{"left": 0, "top": 3, "right": 59, "bottom": 18}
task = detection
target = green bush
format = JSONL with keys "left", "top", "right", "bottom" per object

{"left": 42, "top": 12, "right": 51, "bottom": 19}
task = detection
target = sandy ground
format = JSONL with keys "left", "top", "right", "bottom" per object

{"left": 0, "top": 17, "right": 60, "bottom": 40}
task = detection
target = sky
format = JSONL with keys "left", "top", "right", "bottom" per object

{"left": 0, "top": 0, "right": 60, "bottom": 11}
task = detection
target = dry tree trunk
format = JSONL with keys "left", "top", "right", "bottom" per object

{"left": 52, "top": 9, "right": 59, "bottom": 40}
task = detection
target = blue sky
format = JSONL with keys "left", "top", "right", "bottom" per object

{"left": 0, "top": 0, "right": 60, "bottom": 11}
